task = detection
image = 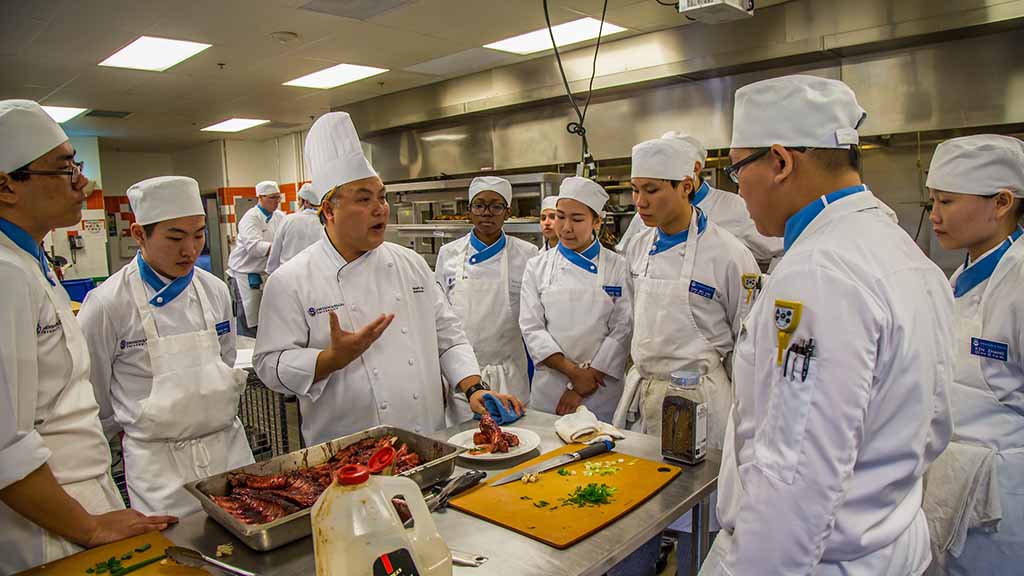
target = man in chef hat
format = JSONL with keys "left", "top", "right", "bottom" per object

{"left": 0, "top": 100, "right": 175, "bottom": 574}
{"left": 539, "top": 194, "right": 559, "bottom": 250}
{"left": 254, "top": 112, "right": 523, "bottom": 446}
{"left": 79, "top": 175, "right": 254, "bottom": 518}
{"left": 267, "top": 182, "right": 323, "bottom": 274}
{"left": 700, "top": 75, "right": 954, "bottom": 575}
{"left": 227, "top": 179, "right": 285, "bottom": 336}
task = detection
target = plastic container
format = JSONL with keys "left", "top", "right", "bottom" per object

{"left": 311, "top": 464, "right": 452, "bottom": 576}
{"left": 61, "top": 278, "right": 96, "bottom": 303}
{"left": 661, "top": 369, "right": 707, "bottom": 465}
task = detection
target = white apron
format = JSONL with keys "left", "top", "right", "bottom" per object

{"left": 940, "top": 245, "right": 1024, "bottom": 576}
{"left": 445, "top": 240, "right": 530, "bottom": 425}
{"left": 230, "top": 269, "right": 265, "bottom": 329}
{"left": 121, "top": 270, "right": 253, "bottom": 518}
{"left": 0, "top": 240, "right": 123, "bottom": 574}
{"left": 531, "top": 248, "right": 621, "bottom": 422}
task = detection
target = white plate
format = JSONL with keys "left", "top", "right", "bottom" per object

{"left": 448, "top": 427, "right": 542, "bottom": 461}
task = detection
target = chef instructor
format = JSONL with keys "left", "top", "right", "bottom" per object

{"left": 255, "top": 112, "right": 523, "bottom": 446}
{"left": 0, "top": 100, "right": 174, "bottom": 574}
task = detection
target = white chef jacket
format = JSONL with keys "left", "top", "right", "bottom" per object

{"left": 617, "top": 182, "right": 783, "bottom": 264}
{"left": 434, "top": 232, "right": 539, "bottom": 323}
{"left": 620, "top": 215, "right": 758, "bottom": 363}
{"left": 266, "top": 208, "right": 323, "bottom": 275}
{"left": 254, "top": 235, "right": 480, "bottom": 446}
{"left": 78, "top": 257, "right": 236, "bottom": 439}
{"left": 227, "top": 205, "right": 285, "bottom": 274}
{"left": 716, "top": 186, "right": 953, "bottom": 573}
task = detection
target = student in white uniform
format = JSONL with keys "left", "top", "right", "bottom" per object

{"left": 616, "top": 132, "right": 783, "bottom": 267}
{"left": 267, "top": 182, "right": 323, "bottom": 275}
{"left": 701, "top": 75, "right": 954, "bottom": 576}
{"left": 227, "top": 180, "right": 285, "bottom": 336}
{"left": 539, "top": 195, "right": 559, "bottom": 250}
{"left": 255, "top": 112, "right": 523, "bottom": 446}
{"left": 923, "top": 134, "right": 1024, "bottom": 575}
{"left": 519, "top": 177, "right": 632, "bottom": 422}
{"left": 0, "top": 100, "right": 175, "bottom": 574}
{"left": 435, "top": 176, "right": 538, "bottom": 424}
{"left": 78, "top": 176, "right": 254, "bottom": 518}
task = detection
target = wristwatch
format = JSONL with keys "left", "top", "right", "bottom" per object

{"left": 463, "top": 380, "right": 491, "bottom": 399}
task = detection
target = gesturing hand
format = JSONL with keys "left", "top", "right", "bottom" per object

{"left": 323, "top": 311, "right": 394, "bottom": 372}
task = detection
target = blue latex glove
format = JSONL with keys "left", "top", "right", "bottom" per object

{"left": 472, "top": 393, "right": 523, "bottom": 425}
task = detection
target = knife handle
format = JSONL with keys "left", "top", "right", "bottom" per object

{"left": 573, "top": 439, "right": 614, "bottom": 461}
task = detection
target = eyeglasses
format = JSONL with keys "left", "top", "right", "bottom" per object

{"left": 469, "top": 202, "right": 508, "bottom": 216}
{"left": 14, "top": 160, "right": 85, "bottom": 181}
{"left": 724, "top": 149, "right": 769, "bottom": 184}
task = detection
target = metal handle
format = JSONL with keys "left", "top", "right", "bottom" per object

{"left": 572, "top": 439, "right": 614, "bottom": 461}
{"left": 200, "top": 553, "right": 259, "bottom": 576}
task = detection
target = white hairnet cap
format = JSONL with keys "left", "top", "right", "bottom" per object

{"left": 927, "top": 134, "right": 1024, "bottom": 198}
{"left": 305, "top": 112, "right": 378, "bottom": 204}
{"left": 558, "top": 177, "right": 608, "bottom": 216}
{"left": 469, "top": 176, "right": 512, "bottom": 204}
{"left": 662, "top": 131, "right": 707, "bottom": 165}
{"left": 541, "top": 195, "right": 558, "bottom": 212}
{"left": 297, "top": 182, "right": 319, "bottom": 205}
{"left": 0, "top": 100, "right": 69, "bottom": 174}
{"left": 631, "top": 138, "right": 701, "bottom": 181}
{"left": 731, "top": 75, "right": 866, "bottom": 150}
{"left": 127, "top": 176, "right": 205, "bottom": 226}
{"left": 256, "top": 180, "right": 280, "bottom": 197}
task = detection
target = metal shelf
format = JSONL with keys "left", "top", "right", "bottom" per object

{"left": 390, "top": 222, "right": 542, "bottom": 238}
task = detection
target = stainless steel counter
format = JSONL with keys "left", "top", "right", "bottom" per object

{"left": 165, "top": 412, "right": 719, "bottom": 576}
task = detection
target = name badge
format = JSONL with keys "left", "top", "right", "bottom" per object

{"left": 971, "top": 337, "right": 1009, "bottom": 361}
{"left": 603, "top": 285, "right": 622, "bottom": 298}
{"left": 216, "top": 320, "right": 232, "bottom": 336}
{"left": 689, "top": 280, "right": 716, "bottom": 300}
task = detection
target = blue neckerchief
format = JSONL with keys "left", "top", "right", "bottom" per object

{"left": 649, "top": 208, "right": 708, "bottom": 256}
{"left": 468, "top": 231, "right": 506, "bottom": 265}
{"left": 558, "top": 238, "right": 600, "bottom": 274}
{"left": 783, "top": 184, "right": 867, "bottom": 250}
{"left": 693, "top": 181, "right": 711, "bottom": 206}
{"left": 0, "top": 218, "right": 54, "bottom": 285}
{"left": 954, "top": 226, "right": 1024, "bottom": 298}
{"left": 136, "top": 251, "right": 194, "bottom": 307}
{"left": 256, "top": 204, "right": 272, "bottom": 222}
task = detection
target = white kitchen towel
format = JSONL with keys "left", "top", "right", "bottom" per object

{"left": 555, "top": 406, "right": 626, "bottom": 444}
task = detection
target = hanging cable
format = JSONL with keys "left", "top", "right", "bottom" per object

{"left": 543, "top": 0, "right": 608, "bottom": 176}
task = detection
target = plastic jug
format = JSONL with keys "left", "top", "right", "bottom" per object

{"left": 311, "top": 464, "right": 453, "bottom": 576}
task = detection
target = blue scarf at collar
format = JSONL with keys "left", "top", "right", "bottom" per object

{"left": 468, "top": 231, "right": 506, "bottom": 265}
{"left": 649, "top": 208, "right": 708, "bottom": 256}
{"left": 558, "top": 237, "right": 601, "bottom": 274}
{"left": 954, "top": 226, "right": 1024, "bottom": 298}
{"left": 783, "top": 184, "right": 867, "bottom": 250}
{"left": 256, "top": 204, "right": 272, "bottom": 222}
{"left": 0, "top": 218, "right": 54, "bottom": 285}
{"left": 136, "top": 251, "right": 194, "bottom": 307}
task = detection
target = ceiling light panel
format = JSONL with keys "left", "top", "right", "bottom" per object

{"left": 99, "top": 36, "right": 212, "bottom": 72}
{"left": 484, "top": 17, "right": 627, "bottom": 55}
{"left": 41, "top": 106, "right": 88, "bottom": 123}
{"left": 283, "top": 63, "right": 389, "bottom": 89}
{"left": 201, "top": 118, "right": 270, "bottom": 133}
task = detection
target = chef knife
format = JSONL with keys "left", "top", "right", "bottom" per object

{"left": 165, "top": 546, "right": 258, "bottom": 576}
{"left": 490, "top": 439, "right": 615, "bottom": 487}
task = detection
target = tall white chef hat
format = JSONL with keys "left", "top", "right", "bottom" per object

{"left": 0, "top": 100, "right": 69, "bottom": 174}
{"left": 662, "top": 131, "right": 707, "bottom": 165}
{"left": 927, "top": 135, "right": 1024, "bottom": 198}
{"left": 127, "top": 176, "right": 205, "bottom": 226}
{"left": 731, "top": 75, "right": 867, "bottom": 150}
{"left": 631, "top": 138, "right": 701, "bottom": 181}
{"left": 297, "top": 182, "right": 320, "bottom": 205}
{"left": 541, "top": 195, "right": 558, "bottom": 212}
{"left": 304, "top": 112, "right": 378, "bottom": 205}
{"left": 558, "top": 177, "right": 608, "bottom": 217}
{"left": 256, "top": 180, "right": 280, "bottom": 197}
{"left": 469, "top": 176, "right": 512, "bottom": 205}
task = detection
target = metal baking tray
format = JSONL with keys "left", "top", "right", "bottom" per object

{"left": 185, "top": 425, "right": 463, "bottom": 551}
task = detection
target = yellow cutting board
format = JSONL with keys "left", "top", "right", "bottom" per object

{"left": 449, "top": 444, "right": 681, "bottom": 549}
{"left": 16, "top": 531, "right": 204, "bottom": 576}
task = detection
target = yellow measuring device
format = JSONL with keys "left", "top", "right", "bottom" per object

{"left": 742, "top": 273, "right": 759, "bottom": 304}
{"left": 774, "top": 300, "right": 803, "bottom": 365}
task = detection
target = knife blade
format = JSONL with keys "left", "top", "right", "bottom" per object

{"left": 490, "top": 439, "right": 614, "bottom": 487}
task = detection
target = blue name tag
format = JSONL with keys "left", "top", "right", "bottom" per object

{"left": 216, "top": 320, "right": 232, "bottom": 336}
{"left": 971, "top": 337, "right": 1009, "bottom": 361}
{"left": 689, "top": 280, "right": 716, "bottom": 299}
{"left": 603, "top": 285, "right": 622, "bottom": 298}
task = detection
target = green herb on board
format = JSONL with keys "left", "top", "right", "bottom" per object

{"left": 557, "top": 468, "right": 570, "bottom": 476}
{"left": 561, "top": 483, "right": 618, "bottom": 508}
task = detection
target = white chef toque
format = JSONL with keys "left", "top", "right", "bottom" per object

{"left": 662, "top": 131, "right": 708, "bottom": 166}
{"left": 127, "top": 176, "right": 205, "bottom": 226}
{"left": 256, "top": 180, "right": 280, "bottom": 197}
{"left": 304, "top": 112, "right": 377, "bottom": 206}
{"left": 469, "top": 176, "right": 512, "bottom": 205}
{"left": 0, "top": 99, "right": 69, "bottom": 174}
{"left": 541, "top": 195, "right": 559, "bottom": 212}
{"left": 927, "top": 134, "right": 1024, "bottom": 198}
{"left": 297, "top": 182, "right": 320, "bottom": 205}
{"left": 558, "top": 176, "right": 608, "bottom": 217}
{"left": 631, "top": 138, "right": 701, "bottom": 181}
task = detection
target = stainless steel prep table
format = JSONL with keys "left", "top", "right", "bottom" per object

{"left": 165, "top": 412, "right": 719, "bottom": 575}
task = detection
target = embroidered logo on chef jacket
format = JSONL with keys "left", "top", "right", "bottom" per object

{"left": 971, "top": 337, "right": 1009, "bottom": 361}
{"left": 308, "top": 303, "right": 345, "bottom": 317}
{"left": 412, "top": 285, "right": 425, "bottom": 294}
{"left": 36, "top": 321, "right": 61, "bottom": 336}
{"left": 688, "top": 280, "right": 716, "bottom": 299}
{"left": 119, "top": 338, "right": 148, "bottom": 351}
{"left": 603, "top": 285, "right": 622, "bottom": 298}
{"left": 216, "top": 320, "right": 231, "bottom": 336}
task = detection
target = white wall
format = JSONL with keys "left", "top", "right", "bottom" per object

{"left": 99, "top": 150, "right": 174, "bottom": 197}
{"left": 224, "top": 140, "right": 278, "bottom": 187}
{"left": 173, "top": 141, "right": 226, "bottom": 192}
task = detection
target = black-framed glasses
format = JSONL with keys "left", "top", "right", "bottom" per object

{"left": 469, "top": 202, "right": 508, "bottom": 216}
{"left": 15, "top": 160, "right": 85, "bottom": 181}
{"left": 724, "top": 149, "right": 769, "bottom": 184}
